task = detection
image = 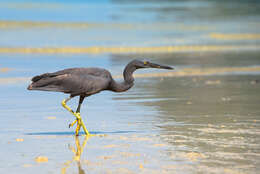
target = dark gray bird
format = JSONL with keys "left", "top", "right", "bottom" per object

{"left": 27, "top": 59, "right": 173, "bottom": 135}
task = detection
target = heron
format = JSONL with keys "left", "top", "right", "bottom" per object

{"left": 27, "top": 59, "right": 173, "bottom": 136}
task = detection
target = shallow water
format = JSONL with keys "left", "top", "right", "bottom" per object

{"left": 1, "top": 0, "right": 260, "bottom": 174}
{"left": 1, "top": 52, "right": 260, "bottom": 174}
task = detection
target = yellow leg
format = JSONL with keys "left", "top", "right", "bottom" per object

{"left": 75, "top": 117, "right": 81, "bottom": 136}
{"left": 62, "top": 98, "right": 90, "bottom": 136}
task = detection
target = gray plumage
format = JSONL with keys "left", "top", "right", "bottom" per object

{"left": 28, "top": 59, "right": 173, "bottom": 98}
{"left": 29, "top": 68, "right": 112, "bottom": 97}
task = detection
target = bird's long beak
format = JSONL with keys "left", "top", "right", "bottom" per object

{"left": 148, "top": 62, "right": 174, "bottom": 70}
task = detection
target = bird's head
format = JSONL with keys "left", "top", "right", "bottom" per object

{"left": 132, "top": 59, "right": 174, "bottom": 70}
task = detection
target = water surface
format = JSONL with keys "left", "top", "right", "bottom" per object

{"left": 0, "top": 1, "right": 260, "bottom": 174}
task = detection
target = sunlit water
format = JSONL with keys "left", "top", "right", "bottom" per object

{"left": 0, "top": 1, "right": 260, "bottom": 174}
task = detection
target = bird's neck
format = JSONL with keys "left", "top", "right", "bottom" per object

{"left": 110, "top": 80, "right": 134, "bottom": 92}
{"left": 110, "top": 64, "right": 136, "bottom": 92}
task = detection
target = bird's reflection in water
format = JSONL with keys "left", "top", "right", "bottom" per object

{"left": 62, "top": 135, "right": 89, "bottom": 174}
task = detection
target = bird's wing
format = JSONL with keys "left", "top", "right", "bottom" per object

{"left": 61, "top": 73, "right": 111, "bottom": 96}
{"left": 31, "top": 68, "right": 80, "bottom": 82}
{"left": 31, "top": 68, "right": 110, "bottom": 82}
{"left": 29, "top": 73, "right": 111, "bottom": 97}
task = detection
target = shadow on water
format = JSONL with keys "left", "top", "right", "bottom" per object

{"left": 25, "top": 130, "right": 140, "bottom": 136}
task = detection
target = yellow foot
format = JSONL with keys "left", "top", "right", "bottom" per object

{"left": 68, "top": 112, "right": 81, "bottom": 128}
{"left": 62, "top": 99, "right": 90, "bottom": 136}
{"left": 69, "top": 119, "right": 77, "bottom": 128}
{"left": 69, "top": 112, "right": 90, "bottom": 136}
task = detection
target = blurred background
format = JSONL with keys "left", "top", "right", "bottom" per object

{"left": 0, "top": 0, "right": 260, "bottom": 174}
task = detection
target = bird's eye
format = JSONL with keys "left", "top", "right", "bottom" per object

{"left": 144, "top": 61, "right": 148, "bottom": 65}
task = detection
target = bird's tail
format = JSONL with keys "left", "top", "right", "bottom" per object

{"left": 27, "top": 73, "right": 63, "bottom": 92}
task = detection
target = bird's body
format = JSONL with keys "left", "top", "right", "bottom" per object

{"left": 28, "top": 59, "right": 173, "bottom": 135}
{"left": 28, "top": 67, "right": 114, "bottom": 97}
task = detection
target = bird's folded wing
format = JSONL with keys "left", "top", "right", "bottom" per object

{"left": 30, "top": 73, "right": 110, "bottom": 96}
